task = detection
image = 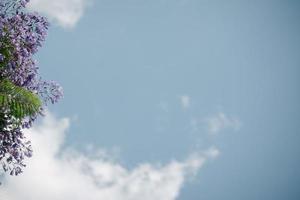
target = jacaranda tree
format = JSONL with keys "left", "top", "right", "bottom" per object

{"left": 0, "top": 0, "right": 62, "bottom": 177}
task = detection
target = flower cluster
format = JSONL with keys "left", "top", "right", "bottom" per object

{"left": 0, "top": 0, "right": 62, "bottom": 176}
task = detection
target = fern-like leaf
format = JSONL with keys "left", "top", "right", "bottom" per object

{"left": 0, "top": 79, "right": 42, "bottom": 119}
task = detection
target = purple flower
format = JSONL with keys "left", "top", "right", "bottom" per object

{"left": 0, "top": 53, "right": 4, "bottom": 62}
{"left": 0, "top": 0, "right": 63, "bottom": 177}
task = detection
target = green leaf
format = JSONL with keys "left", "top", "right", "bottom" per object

{"left": 0, "top": 79, "right": 42, "bottom": 119}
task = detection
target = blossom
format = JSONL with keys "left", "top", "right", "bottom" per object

{"left": 0, "top": 0, "right": 62, "bottom": 177}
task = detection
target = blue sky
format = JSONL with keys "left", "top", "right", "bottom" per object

{"left": 2, "top": 0, "right": 300, "bottom": 199}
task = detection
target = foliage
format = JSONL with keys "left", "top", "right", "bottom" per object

{"left": 0, "top": 79, "right": 42, "bottom": 119}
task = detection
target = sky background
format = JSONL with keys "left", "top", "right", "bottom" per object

{"left": 1, "top": 0, "right": 300, "bottom": 199}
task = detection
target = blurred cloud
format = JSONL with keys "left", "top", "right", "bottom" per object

{"left": 179, "top": 95, "right": 190, "bottom": 110}
{"left": 204, "top": 146, "right": 220, "bottom": 158}
{"left": 28, "top": 0, "right": 92, "bottom": 29}
{"left": 206, "top": 112, "right": 241, "bottom": 135}
{"left": 1, "top": 112, "right": 219, "bottom": 200}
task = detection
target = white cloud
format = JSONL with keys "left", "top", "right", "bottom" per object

{"left": 204, "top": 146, "right": 220, "bottom": 158}
{"left": 206, "top": 112, "right": 241, "bottom": 135}
{"left": 179, "top": 95, "right": 190, "bottom": 110}
{"left": 28, "top": 0, "right": 92, "bottom": 29}
{"left": 0, "top": 112, "right": 218, "bottom": 200}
